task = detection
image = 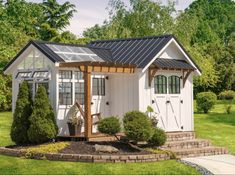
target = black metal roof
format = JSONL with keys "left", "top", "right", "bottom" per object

{"left": 89, "top": 35, "right": 173, "bottom": 68}
{"left": 3, "top": 34, "right": 201, "bottom": 73}
{"left": 154, "top": 58, "right": 195, "bottom": 70}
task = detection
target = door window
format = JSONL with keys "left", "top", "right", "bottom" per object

{"left": 168, "top": 76, "right": 180, "bottom": 94}
{"left": 154, "top": 75, "right": 167, "bottom": 94}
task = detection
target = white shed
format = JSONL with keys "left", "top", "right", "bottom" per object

{"left": 4, "top": 35, "right": 201, "bottom": 140}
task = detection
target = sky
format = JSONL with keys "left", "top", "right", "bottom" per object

{"left": 27, "top": 0, "right": 194, "bottom": 36}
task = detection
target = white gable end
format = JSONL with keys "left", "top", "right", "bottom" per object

{"left": 4, "top": 44, "right": 54, "bottom": 75}
{"left": 142, "top": 38, "right": 201, "bottom": 76}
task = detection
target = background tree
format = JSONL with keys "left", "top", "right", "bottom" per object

{"left": 10, "top": 81, "right": 32, "bottom": 144}
{"left": 84, "top": 0, "right": 174, "bottom": 39}
{"left": 41, "top": 0, "right": 77, "bottom": 40}
{"left": 28, "top": 85, "right": 57, "bottom": 144}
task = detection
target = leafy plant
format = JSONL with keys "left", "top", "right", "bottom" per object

{"left": 28, "top": 85, "right": 58, "bottom": 144}
{"left": 123, "top": 111, "right": 153, "bottom": 143}
{"left": 146, "top": 105, "right": 158, "bottom": 127}
{"left": 196, "top": 92, "right": 217, "bottom": 113}
{"left": 10, "top": 81, "right": 32, "bottom": 145}
{"left": 218, "top": 90, "right": 235, "bottom": 100}
{"left": 97, "top": 116, "right": 121, "bottom": 139}
{"left": 148, "top": 128, "right": 166, "bottom": 147}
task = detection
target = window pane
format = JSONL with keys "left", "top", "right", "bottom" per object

{"left": 74, "top": 71, "right": 83, "bottom": 80}
{"left": 75, "top": 82, "right": 84, "bottom": 105}
{"left": 59, "top": 82, "right": 72, "bottom": 105}
{"left": 168, "top": 76, "right": 180, "bottom": 94}
{"left": 16, "top": 72, "right": 32, "bottom": 79}
{"left": 92, "top": 78, "right": 105, "bottom": 96}
{"left": 154, "top": 75, "right": 167, "bottom": 94}
{"left": 59, "top": 71, "right": 72, "bottom": 79}
{"left": 33, "top": 71, "right": 49, "bottom": 79}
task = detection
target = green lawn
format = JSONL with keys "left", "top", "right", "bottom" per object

{"left": 194, "top": 100, "right": 235, "bottom": 153}
{"left": 0, "top": 112, "right": 199, "bottom": 175}
{"left": 0, "top": 112, "right": 14, "bottom": 147}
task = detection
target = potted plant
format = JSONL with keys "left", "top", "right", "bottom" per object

{"left": 67, "top": 115, "right": 84, "bottom": 136}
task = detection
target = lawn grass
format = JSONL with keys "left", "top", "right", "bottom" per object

{"left": 0, "top": 111, "right": 199, "bottom": 175}
{"left": 0, "top": 112, "right": 14, "bottom": 147}
{"left": 194, "top": 100, "right": 235, "bottom": 153}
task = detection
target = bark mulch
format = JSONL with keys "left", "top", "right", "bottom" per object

{"left": 59, "top": 141, "right": 151, "bottom": 155}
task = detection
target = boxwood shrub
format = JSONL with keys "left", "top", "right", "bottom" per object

{"left": 218, "top": 90, "right": 235, "bottom": 100}
{"left": 123, "top": 111, "right": 153, "bottom": 143}
{"left": 98, "top": 116, "right": 121, "bottom": 136}
{"left": 148, "top": 128, "right": 166, "bottom": 147}
{"left": 196, "top": 92, "right": 217, "bottom": 113}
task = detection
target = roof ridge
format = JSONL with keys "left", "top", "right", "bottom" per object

{"left": 90, "top": 34, "right": 173, "bottom": 43}
{"left": 32, "top": 40, "right": 89, "bottom": 48}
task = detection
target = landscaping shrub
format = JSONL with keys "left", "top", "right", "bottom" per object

{"left": 28, "top": 85, "right": 58, "bottom": 144}
{"left": 148, "top": 128, "right": 166, "bottom": 147}
{"left": 218, "top": 90, "right": 235, "bottom": 100}
{"left": 123, "top": 111, "right": 153, "bottom": 142}
{"left": 11, "top": 81, "right": 32, "bottom": 144}
{"left": 98, "top": 116, "right": 121, "bottom": 136}
{"left": 196, "top": 92, "right": 217, "bottom": 113}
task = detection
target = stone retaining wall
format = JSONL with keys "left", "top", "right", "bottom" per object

{"left": 0, "top": 147, "right": 170, "bottom": 163}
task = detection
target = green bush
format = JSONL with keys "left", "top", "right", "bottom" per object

{"left": 11, "top": 81, "right": 32, "bottom": 144}
{"left": 98, "top": 116, "right": 121, "bottom": 136}
{"left": 148, "top": 128, "right": 166, "bottom": 147}
{"left": 196, "top": 92, "right": 217, "bottom": 113}
{"left": 123, "top": 111, "right": 153, "bottom": 142}
{"left": 28, "top": 85, "right": 58, "bottom": 144}
{"left": 218, "top": 90, "right": 235, "bottom": 100}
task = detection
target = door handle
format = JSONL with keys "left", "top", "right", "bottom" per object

{"left": 91, "top": 102, "right": 94, "bottom": 105}
{"left": 106, "top": 101, "right": 109, "bottom": 105}
{"left": 166, "top": 100, "right": 170, "bottom": 104}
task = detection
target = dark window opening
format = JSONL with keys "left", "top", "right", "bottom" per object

{"left": 75, "top": 82, "right": 84, "bottom": 105}
{"left": 59, "top": 82, "right": 72, "bottom": 105}
{"left": 168, "top": 76, "right": 180, "bottom": 94}
{"left": 92, "top": 78, "right": 105, "bottom": 96}
{"left": 154, "top": 75, "right": 167, "bottom": 94}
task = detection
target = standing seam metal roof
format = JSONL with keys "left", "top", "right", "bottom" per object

{"left": 89, "top": 35, "right": 173, "bottom": 68}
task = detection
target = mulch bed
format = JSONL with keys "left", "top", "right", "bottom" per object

{"left": 7, "top": 141, "right": 152, "bottom": 155}
{"left": 59, "top": 141, "right": 151, "bottom": 155}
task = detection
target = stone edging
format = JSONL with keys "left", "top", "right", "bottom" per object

{"left": 0, "top": 147, "right": 170, "bottom": 163}
{"left": 179, "top": 160, "right": 214, "bottom": 175}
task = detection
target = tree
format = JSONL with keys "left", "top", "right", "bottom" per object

{"left": 28, "top": 85, "right": 58, "bottom": 144}
{"left": 10, "top": 81, "right": 32, "bottom": 144}
{"left": 83, "top": 0, "right": 174, "bottom": 39}
{"left": 41, "top": 0, "right": 76, "bottom": 40}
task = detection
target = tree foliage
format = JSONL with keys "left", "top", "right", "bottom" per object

{"left": 28, "top": 85, "right": 58, "bottom": 144}
{"left": 10, "top": 81, "right": 32, "bottom": 144}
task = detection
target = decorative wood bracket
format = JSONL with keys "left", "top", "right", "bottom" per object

{"left": 148, "top": 68, "right": 158, "bottom": 87}
{"left": 182, "top": 70, "right": 192, "bottom": 87}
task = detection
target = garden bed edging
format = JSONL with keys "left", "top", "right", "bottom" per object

{"left": 0, "top": 147, "right": 170, "bottom": 163}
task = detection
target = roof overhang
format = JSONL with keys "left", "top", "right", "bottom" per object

{"left": 59, "top": 61, "right": 136, "bottom": 73}
{"left": 142, "top": 37, "right": 202, "bottom": 76}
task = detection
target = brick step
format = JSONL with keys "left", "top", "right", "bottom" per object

{"left": 162, "top": 139, "right": 212, "bottom": 149}
{"left": 169, "top": 147, "right": 228, "bottom": 158}
{"left": 166, "top": 132, "right": 195, "bottom": 142}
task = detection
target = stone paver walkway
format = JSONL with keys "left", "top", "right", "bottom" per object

{"left": 183, "top": 154, "right": 235, "bottom": 175}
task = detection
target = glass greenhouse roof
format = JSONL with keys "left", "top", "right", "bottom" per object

{"left": 46, "top": 44, "right": 105, "bottom": 62}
